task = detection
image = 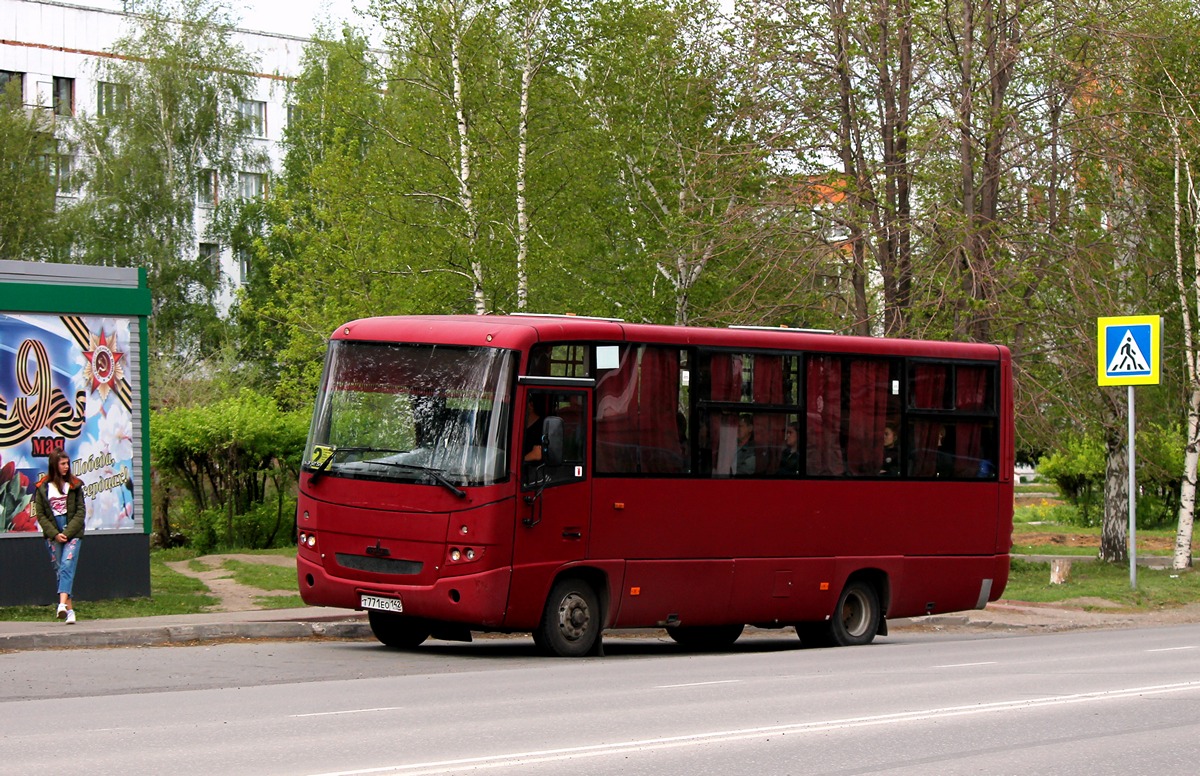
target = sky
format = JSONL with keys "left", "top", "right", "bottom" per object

{"left": 73, "top": 0, "right": 369, "bottom": 40}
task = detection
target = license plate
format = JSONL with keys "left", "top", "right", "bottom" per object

{"left": 361, "top": 594, "right": 403, "bottom": 613}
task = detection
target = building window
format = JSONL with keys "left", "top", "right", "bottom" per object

{"left": 53, "top": 77, "right": 74, "bottom": 117}
{"left": 44, "top": 153, "right": 78, "bottom": 194}
{"left": 0, "top": 71, "right": 24, "bottom": 102}
{"left": 235, "top": 248, "right": 252, "bottom": 284}
{"left": 239, "top": 100, "right": 266, "bottom": 136}
{"left": 97, "top": 81, "right": 128, "bottom": 116}
{"left": 198, "top": 243, "right": 221, "bottom": 275}
{"left": 238, "top": 172, "right": 265, "bottom": 199}
{"left": 197, "top": 169, "right": 217, "bottom": 207}
{"left": 286, "top": 103, "right": 301, "bottom": 128}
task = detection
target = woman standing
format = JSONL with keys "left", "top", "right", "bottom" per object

{"left": 34, "top": 450, "right": 85, "bottom": 624}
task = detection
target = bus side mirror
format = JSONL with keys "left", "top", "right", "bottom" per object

{"left": 542, "top": 416, "right": 564, "bottom": 467}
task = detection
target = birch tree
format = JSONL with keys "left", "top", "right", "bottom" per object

{"left": 578, "top": 0, "right": 761, "bottom": 325}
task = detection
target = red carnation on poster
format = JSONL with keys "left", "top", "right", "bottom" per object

{"left": 1, "top": 456, "right": 36, "bottom": 532}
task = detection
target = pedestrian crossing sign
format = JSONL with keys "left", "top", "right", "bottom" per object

{"left": 1097, "top": 315, "right": 1160, "bottom": 386}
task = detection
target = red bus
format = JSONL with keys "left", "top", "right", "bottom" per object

{"left": 297, "top": 315, "right": 1012, "bottom": 656}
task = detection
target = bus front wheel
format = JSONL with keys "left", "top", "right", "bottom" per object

{"left": 535, "top": 578, "right": 600, "bottom": 657}
{"left": 368, "top": 611, "right": 430, "bottom": 649}
{"left": 829, "top": 580, "right": 880, "bottom": 647}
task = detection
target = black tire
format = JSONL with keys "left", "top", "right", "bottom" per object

{"left": 795, "top": 621, "right": 834, "bottom": 648}
{"left": 536, "top": 578, "right": 601, "bottom": 657}
{"left": 368, "top": 610, "right": 430, "bottom": 649}
{"left": 828, "top": 580, "right": 881, "bottom": 647}
{"left": 666, "top": 624, "right": 745, "bottom": 651}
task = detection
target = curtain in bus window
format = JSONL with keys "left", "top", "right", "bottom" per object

{"left": 754, "top": 356, "right": 784, "bottom": 474}
{"left": 638, "top": 348, "right": 684, "bottom": 473}
{"left": 954, "top": 366, "right": 991, "bottom": 477}
{"left": 909, "top": 364, "right": 948, "bottom": 475}
{"left": 595, "top": 347, "right": 637, "bottom": 472}
{"left": 912, "top": 363, "right": 950, "bottom": 409}
{"left": 709, "top": 353, "right": 742, "bottom": 476}
{"left": 846, "top": 360, "right": 889, "bottom": 475}
{"left": 595, "top": 346, "right": 682, "bottom": 474}
{"left": 806, "top": 355, "right": 844, "bottom": 476}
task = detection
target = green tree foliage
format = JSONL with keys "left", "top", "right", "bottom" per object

{"left": 61, "top": 0, "right": 264, "bottom": 357}
{"left": 151, "top": 389, "right": 309, "bottom": 548}
{"left": 0, "top": 80, "right": 60, "bottom": 259}
{"left": 1039, "top": 424, "right": 1183, "bottom": 529}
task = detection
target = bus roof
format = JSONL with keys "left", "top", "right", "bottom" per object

{"left": 333, "top": 314, "right": 1008, "bottom": 362}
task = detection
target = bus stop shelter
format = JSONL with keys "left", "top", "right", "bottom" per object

{"left": 0, "top": 260, "right": 152, "bottom": 605}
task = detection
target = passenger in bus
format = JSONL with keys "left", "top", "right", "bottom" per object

{"left": 777, "top": 422, "right": 800, "bottom": 475}
{"left": 523, "top": 395, "right": 546, "bottom": 463}
{"left": 736, "top": 414, "right": 757, "bottom": 475}
{"left": 934, "top": 425, "right": 954, "bottom": 478}
{"left": 879, "top": 426, "right": 900, "bottom": 476}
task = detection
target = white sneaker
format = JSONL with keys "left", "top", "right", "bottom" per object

{"left": 56, "top": 604, "right": 68, "bottom": 620}
{"left": 64, "top": 610, "right": 76, "bottom": 625}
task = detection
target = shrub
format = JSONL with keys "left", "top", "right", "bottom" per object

{"left": 1039, "top": 424, "right": 1183, "bottom": 529}
{"left": 151, "top": 388, "right": 308, "bottom": 549}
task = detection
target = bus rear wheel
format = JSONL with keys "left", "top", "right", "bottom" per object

{"left": 829, "top": 580, "right": 880, "bottom": 647}
{"left": 368, "top": 611, "right": 430, "bottom": 649}
{"left": 536, "top": 578, "right": 600, "bottom": 657}
{"left": 666, "top": 624, "right": 745, "bottom": 651}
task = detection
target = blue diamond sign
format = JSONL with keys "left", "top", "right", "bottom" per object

{"left": 1097, "top": 315, "right": 1160, "bottom": 386}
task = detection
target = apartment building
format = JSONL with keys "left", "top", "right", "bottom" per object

{"left": 0, "top": 0, "right": 309, "bottom": 309}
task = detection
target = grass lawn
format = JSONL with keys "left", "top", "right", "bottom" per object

{"left": 0, "top": 547, "right": 217, "bottom": 622}
{"left": 222, "top": 558, "right": 296, "bottom": 591}
{"left": 1004, "top": 558, "right": 1200, "bottom": 609}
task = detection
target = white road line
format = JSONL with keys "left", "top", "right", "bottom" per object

{"left": 1146, "top": 646, "right": 1197, "bottom": 653}
{"left": 306, "top": 680, "right": 1200, "bottom": 776}
{"left": 655, "top": 680, "right": 741, "bottom": 689}
{"left": 933, "top": 662, "right": 998, "bottom": 668}
{"left": 292, "top": 707, "right": 405, "bottom": 718}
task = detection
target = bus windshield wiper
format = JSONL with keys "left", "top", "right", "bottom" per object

{"left": 367, "top": 461, "right": 468, "bottom": 499}
{"left": 307, "top": 446, "right": 407, "bottom": 484}
{"left": 307, "top": 448, "right": 467, "bottom": 498}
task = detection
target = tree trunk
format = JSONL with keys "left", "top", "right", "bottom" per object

{"left": 1099, "top": 429, "right": 1128, "bottom": 563}
{"left": 448, "top": 8, "right": 485, "bottom": 314}
{"left": 1170, "top": 119, "right": 1196, "bottom": 570}
{"left": 1176, "top": 389, "right": 1199, "bottom": 570}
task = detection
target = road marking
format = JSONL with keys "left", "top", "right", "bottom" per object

{"left": 306, "top": 680, "right": 1200, "bottom": 776}
{"left": 933, "top": 662, "right": 997, "bottom": 668}
{"left": 1146, "top": 646, "right": 1197, "bottom": 653}
{"left": 292, "top": 707, "right": 404, "bottom": 718}
{"left": 655, "top": 680, "right": 741, "bottom": 689}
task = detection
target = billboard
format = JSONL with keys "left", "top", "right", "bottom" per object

{"left": 1, "top": 313, "right": 138, "bottom": 536}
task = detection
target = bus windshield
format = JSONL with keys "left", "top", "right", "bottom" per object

{"left": 303, "top": 341, "right": 516, "bottom": 487}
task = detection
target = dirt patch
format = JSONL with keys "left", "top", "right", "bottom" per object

{"left": 1014, "top": 531, "right": 1176, "bottom": 552}
{"left": 165, "top": 553, "right": 296, "bottom": 612}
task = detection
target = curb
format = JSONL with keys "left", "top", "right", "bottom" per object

{"left": 0, "top": 620, "right": 373, "bottom": 651}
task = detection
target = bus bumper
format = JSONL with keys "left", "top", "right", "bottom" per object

{"left": 297, "top": 554, "right": 512, "bottom": 628}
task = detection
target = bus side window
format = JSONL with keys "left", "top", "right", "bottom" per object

{"left": 523, "top": 391, "right": 587, "bottom": 487}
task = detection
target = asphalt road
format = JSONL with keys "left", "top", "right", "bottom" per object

{"left": 5, "top": 625, "right": 1200, "bottom": 775}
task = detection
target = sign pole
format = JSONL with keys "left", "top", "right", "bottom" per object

{"left": 1128, "top": 385, "right": 1136, "bottom": 589}
{"left": 1097, "top": 314, "right": 1159, "bottom": 591}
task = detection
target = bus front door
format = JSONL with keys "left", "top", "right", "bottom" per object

{"left": 508, "top": 389, "right": 591, "bottom": 626}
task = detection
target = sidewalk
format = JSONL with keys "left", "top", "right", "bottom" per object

{"left": 0, "top": 606, "right": 372, "bottom": 651}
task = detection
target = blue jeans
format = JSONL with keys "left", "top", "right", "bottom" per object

{"left": 46, "top": 517, "right": 82, "bottom": 597}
